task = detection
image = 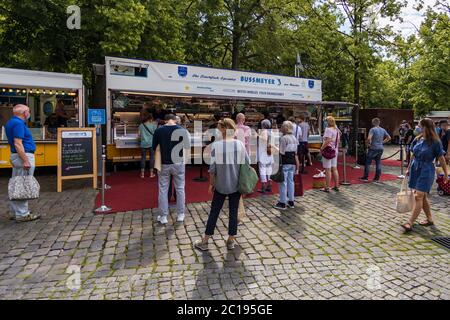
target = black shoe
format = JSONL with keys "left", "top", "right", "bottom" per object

{"left": 287, "top": 201, "right": 295, "bottom": 208}
{"left": 274, "top": 202, "right": 287, "bottom": 210}
{"left": 359, "top": 177, "right": 369, "bottom": 182}
{"left": 373, "top": 178, "right": 380, "bottom": 183}
{"left": 266, "top": 186, "right": 272, "bottom": 193}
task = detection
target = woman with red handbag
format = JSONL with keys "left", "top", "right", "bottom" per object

{"left": 320, "top": 116, "right": 341, "bottom": 193}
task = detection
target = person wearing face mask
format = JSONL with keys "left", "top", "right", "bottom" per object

{"left": 5, "top": 104, "right": 40, "bottom": 222}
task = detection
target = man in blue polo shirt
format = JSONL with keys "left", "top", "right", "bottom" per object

{"left": 360, "top": 117, "right": 391, "bottom": 182}
{"left": 5, "top": 104, "right": 40, "bottom": 222}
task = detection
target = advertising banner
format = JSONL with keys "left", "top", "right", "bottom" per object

{"left": 106, "top": 57, "right": 322, "bottom": 103}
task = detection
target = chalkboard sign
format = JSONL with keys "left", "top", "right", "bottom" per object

{"left": 57, "top": 128, "right": 97, "bottom": 192}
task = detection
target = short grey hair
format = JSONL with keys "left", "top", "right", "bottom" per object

{"left": 261, "top": 119, "right": 271, "bottom": 129}
{"left": 281, "top": 120, "right": 294, "bottom": 134}
{"left": 372, "top": 118, "right": 380, "bottom": 126}
{"left": 13, "top": 104, "right": 29, "bottom": 114}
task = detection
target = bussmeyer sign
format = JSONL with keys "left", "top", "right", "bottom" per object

{"left": 105, "top": 57, "right": 322, "bottom": 103}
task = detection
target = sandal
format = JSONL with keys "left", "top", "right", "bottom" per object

{"left": 419, "top": 220, "right": 434, "bottom": 227}
{"left": 226, "top": 239, "right": 236, "bottom": 250}
{"left": 332, "top": 187, "right": 340, "bottom": 192}
{"left": 321, "top": 188, "right": 330, "bottom": 193}
{"left": 401, "top": 223, "right": 413, "bottom": 232}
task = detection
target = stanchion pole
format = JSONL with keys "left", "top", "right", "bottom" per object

{"left": 353, "top": 136, "right": 360, "bottom": 169}
{"left": 94, "top": 146, "right": 112, "bottom": 213}
{"left": 341, "top": 147, "right": 351, "bottom": 186}
{"left": 97, "top": 145, "right": 111, "bottom": 190}
{"left": 397, "top": 140, "right": 405, "bottom": 179}
{"left": 102, "top": 145, "right": 111, "bottom": 190}
{"left": 194, "top": 145, "right": 208, "bottom": 182}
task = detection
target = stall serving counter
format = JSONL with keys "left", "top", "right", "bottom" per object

{"left": 92, "top": 56, "right": 324, "bottom": 165}
{"left": 0, "top": 67, "right": 84, "bottom": 168}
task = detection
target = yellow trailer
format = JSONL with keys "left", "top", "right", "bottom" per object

{"left": 0, "top": 67, "right": 84, "bottom": 168}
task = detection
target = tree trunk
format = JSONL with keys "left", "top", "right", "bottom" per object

{"left": 354, "top": 59, "right": 360, "bottom": 106}
{"left": 231, "top": 32, "right": 240, "bottom": 69}
{"left": 350, "top": 4, "right": 361, "bottom": 157}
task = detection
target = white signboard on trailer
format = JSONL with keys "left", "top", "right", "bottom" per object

{"left": 105, "top": 56, "right": 322, "bottom": 103}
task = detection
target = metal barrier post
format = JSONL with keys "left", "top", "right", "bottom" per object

{"left": 94, "top": 146, "right": 112, "bottom": 213}
{"left": 341, "top": 147, "right": 351, "bottom": 186}
{"left": 398, "top": 140, "right": 405, "bottom": 179}
{"left": 193, "top": 145, "right": 208, "bottom": 182}
{"left": 353, "top": 138, "right": 360, "bottom": 169}
{"left": 97, "top": 144, "right": 111, "bottom": 190}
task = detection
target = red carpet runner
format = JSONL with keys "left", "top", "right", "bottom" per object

{"left": 94, "top": 162, "right": 398, "bottom": 214}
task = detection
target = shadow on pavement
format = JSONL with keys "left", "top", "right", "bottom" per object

{"left": 190, "top": 245, "right": 257, "bottom": 300}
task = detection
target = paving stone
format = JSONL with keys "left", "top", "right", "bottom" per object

{"left": 0, "top": 160, "right": 449, "bottom": 300}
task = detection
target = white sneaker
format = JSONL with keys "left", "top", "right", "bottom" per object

{"left": 157, "top": 215, "right": 168, "bottom": 224}
{"left": 176, "top": 214, "right": 185, "bottom": 222}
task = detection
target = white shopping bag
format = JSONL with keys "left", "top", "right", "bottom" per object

{"left": 396, "top": 178, "right": 414, "bottom": 213}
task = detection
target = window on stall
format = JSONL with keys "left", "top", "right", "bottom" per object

{"left": 0, "top": 88, "right": 79, "bottom": 141}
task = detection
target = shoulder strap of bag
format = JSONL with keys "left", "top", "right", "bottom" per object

{"left": 142, "top": 123, "right": 154, "bottom": 136}
{"left": 334, "top": 129, "right": 340, "bottom": 148}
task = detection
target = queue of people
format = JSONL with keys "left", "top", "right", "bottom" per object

{"left": 4, "top": 105, "right": 448, "bottom": 243}
{"left": 141, "top": 112, "right": 343, "bottom": 250}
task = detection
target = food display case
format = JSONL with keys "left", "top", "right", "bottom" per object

{"left": 112, "top": 112, "right": 140, "bottom": 148}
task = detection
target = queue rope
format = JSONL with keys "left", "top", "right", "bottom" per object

{"left": 381, "top": 149, "right": 401, "bottom": 161}
{"left": 360, "top": 148, "right": 401, "bottom": 161}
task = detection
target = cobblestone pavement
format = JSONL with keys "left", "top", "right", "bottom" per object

{"left": 0, "top": 161, "right": 449, "bottom": 300}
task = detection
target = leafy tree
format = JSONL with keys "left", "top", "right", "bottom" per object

{"left": 328, "top": 0, "right": 406, "bottom": 106}
{"left": 406, "top": 10, "right": 450, "bottom": 115}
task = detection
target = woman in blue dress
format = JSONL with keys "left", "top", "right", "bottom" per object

{"left": 402, "top": 118, "right": 448, "bottom": 232}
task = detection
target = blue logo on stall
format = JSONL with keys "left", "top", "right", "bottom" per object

{"left": 88, "top": 109, "right": 106, "bottom": 125}
{"left": 308, "top": 80, "right": 314, "bottom": 89}
{"left": 178, "top": 66, "right": 188, "bottom": 77}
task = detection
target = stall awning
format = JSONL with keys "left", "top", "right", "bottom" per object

{"left": 0, "top": 67, "right": 83, "bottom": 90}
